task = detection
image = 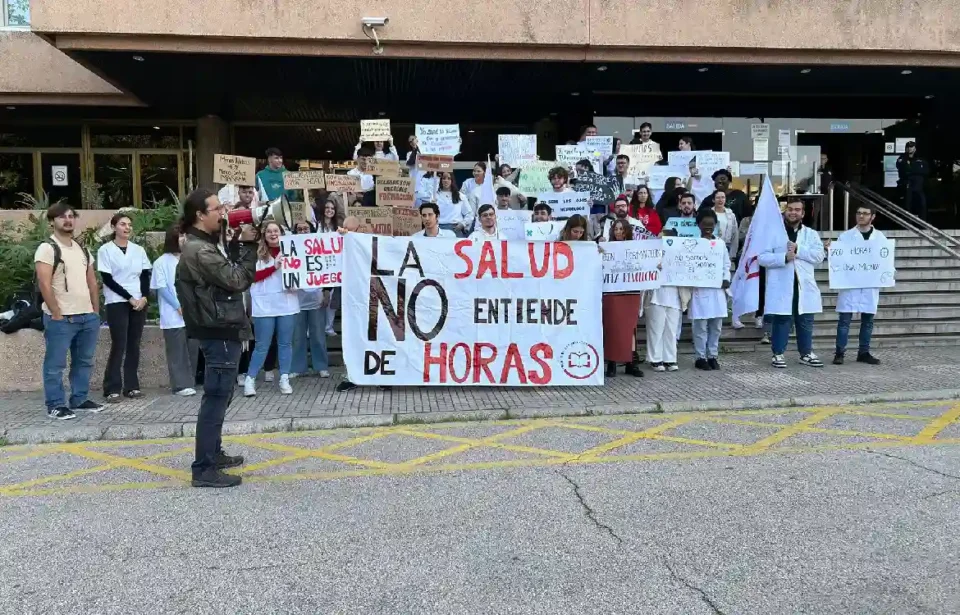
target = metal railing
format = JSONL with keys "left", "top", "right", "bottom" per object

{"left": 828, "top": 182, "right": 960, "bottom": 260}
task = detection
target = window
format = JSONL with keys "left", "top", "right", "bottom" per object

{"left": 3, "top": 0, "right": 29, "bottom": 26}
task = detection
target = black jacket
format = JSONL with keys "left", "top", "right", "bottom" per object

{"left": 896, "top": 154, "right": 929, "bottom": 190}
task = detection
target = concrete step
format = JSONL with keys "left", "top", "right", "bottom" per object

{"left": 886, "top": 257, "right": 960, "bottom": 269}
{"left": 814, "top": 268, "right": 960, "bottom": 282}
{"left": 821, "top": 229, "right": 960, "bottom": 239}
{"left": 891, "top": 247, "right": 960, "bottom": 258}
{"left": 825, "top": 236, "right": 960, "bottom": 250}
{"left": 823, "top": 291, "right": 960, "bottom": 307}
{"left": 712, "top": 318, "right": 960, "bottom": 339}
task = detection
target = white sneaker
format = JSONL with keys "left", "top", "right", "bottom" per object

{"left": 666, "top": 363, "right": 679, "bottom": 372}
{"left": 243, "top": 376, "right": 257, "bottom": 397}
{"left": 799, "top": 353, "right": 824, "bottom": 368}
{"left": 325, "top": 328, "right": 337, "bottom": 336}
{"left": 279, "top": 375, "right": 293, "bottom": 395}
{"left": 319, "top": 370, "right": 331, "bottom": 378}
{"left": 771, "top": 354, "right": 787, "bottom": 369}
{"left": 237, "top": 374, "right": 246, "bottom": 387}
{"left": 760, "top": 333, "right": 771, "bottom": 345}
{"left": 755, "top": 316, "right": 764, "bottom": 329}
{"left": 175, "top": 388, "right": 197, "bottom": 397}
{"left": 731, "top": 318, "right": 744, "bottom": 329}
{"left": 264, "top": 370, "right": 275, "bottom": 383}
{"left": 288, "top": 373, "right": 299, "bottom": 380}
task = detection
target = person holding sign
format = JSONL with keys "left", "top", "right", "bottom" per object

{"left": 758, "top": 198, "right": 825, "bottom": 369}
{"left": 602, "top": 219, "right": 644, "bottom": 379}
{"left": 243, "top": 222, "right": 300, "bottom": 397}
{"left": 630, "top": 186, "right": 662, "bottom": 236}
{"left": 435, "top": 172, "right": 471, "bottom": 236}
{"left": 612, "top": 154, "right": 640, "bottom": 195}
{"left": 559, "top": 215, "right": 590, "bottom": 241}
{"left": 289, "top": 223, "right": 332, "bottom": 379}
{"left": 829, "top": 205, "right": 884, "bottom": 366}
{"left": 468, "top": 204, "right": 506, "bottom": 241}
{"left": 644, "top": 230, "right": 683, "bottom": 373}
{"left": 664, "top": 193, "right": 699, "bottom": 237}
{"left": 256, "top": 147, "right": 297, "bottom": 203}
{"left": 700, "top": 169, "right": 749, "bottom": 220}
{"left": 413, "top": 203, "right": 457, "bottom": 238}
{"left": 353, "top": 136, "right": 398, "bottom": 162}
{"left": 532, "top": 202, "right": 553, "bottom": 222}
{"left": 599, "top": 196, "right": 648, "bottom": 243}
{"left": 710, "top": 189, "right": 740, "bottom": 261}
{"left": 689, "top": 210, "right": 732, "bottom": 371}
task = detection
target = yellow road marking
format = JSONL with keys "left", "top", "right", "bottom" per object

{"left": 576, "top": 415, "right": 699, "bottom": 459}
{"left": 914, "top": 402, "right": 960, "bottom": 442}
{"left": 392, "top": 421, "right": 560, "bottom": 468}
{"left": 56, "top": 444, "right": 192, "bottom": 481}
{"left": 740, "top": 408, "right": 840, "bottom": 452}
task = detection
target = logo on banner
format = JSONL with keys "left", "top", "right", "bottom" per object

{"left": 559, "top": 342, "right": 600, "bottom": 380}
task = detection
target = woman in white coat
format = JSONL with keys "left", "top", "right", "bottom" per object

{"left": 830, "top": 205, "right": 884, "bottom": 365}
{"left": 757, "top": 198, "right": 825, "bottom": 369}
{"left": 689, "top": 210, "right": 732, "bottom": 370}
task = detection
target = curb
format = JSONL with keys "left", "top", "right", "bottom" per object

{"left": 3, "top": 389, "right": 960, "bottom": 446}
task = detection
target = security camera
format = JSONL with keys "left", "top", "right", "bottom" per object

{"left": 362, "top": 17, "right": 389, "bottom": 27}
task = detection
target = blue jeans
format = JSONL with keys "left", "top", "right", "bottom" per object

{"left": 771, "top": 313, "right": 814, "bottom": 357}
{"left": 692, "top": 318, "right": 722, "bottom": 359}
{"left": 836, "top": 312, "right": 875, "bottom": 355}
{"left": 292, "top": 308, "right": 329, "bottom": 373}
{"left": 193, "top": 339, "right": 241, "bottom": 475}
{"left": 248, "top": 314, "right": 296, "bottom": 378}
{"left": 42, "top": 312, "right": 100, "bottom": 410}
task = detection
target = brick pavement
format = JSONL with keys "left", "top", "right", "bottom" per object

{"left": 2, "top": 347, "right": 960, "bottom": 444}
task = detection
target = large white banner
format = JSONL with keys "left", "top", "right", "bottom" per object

{"left": 661, "top": 237, "right": 725, "bottom": 288}
{"left": 601, "top": 239, "right": 663, "bottom": 293}
{"left": 538, "top": 191, "right": 590, "bottom": 218}
{"left": 828, "top": 239, "right": 896, "bottom": 289}
{"left": 415, "top": 124, "right": 461, "bottom": 156}
{"left": 279, "top": 232, "right": 344, "bottom": 289}
{"left": 342, "top": 235, "right": 604, "bottom": 386}
{"left": 496, "top": 209, "right": 533, "bottom": 241}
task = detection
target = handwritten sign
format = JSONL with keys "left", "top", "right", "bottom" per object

{"left": 647, "top": 165, "right": 690, "bottom": 189}
{"left": 325, "top": 174, "right": 362, "bottom": 193}
{"left": 495, "top": 210, "right": 533, "bottom": 241}
{"left": 283, "top": 170, "right": 326, "bottom": 190}
{"left": 375, "top": 176, "right": 415, "bottom": 208}
{"left": 367, "top": 159, "right": 401, "bottom": 177}
{"left": 416, "top": 155, "right": 454, "bottom": 172}
{"left": 416, "top": 124, "right": 460, "bottom": 156}
{"left": 572, "top": 172, "right": 618, "bottom": 206}
{"left": 618, "top": 145, "right": 661, "bottom": 180}
{"left": 601, "top": 239, "right": 663, "bottom": 293}
{"left": 360, "top": 119, "right": 392, "bottom": 141}
{"left": 585, "top": 136, "right": 614, "bottom": 156}
{"left": 347, "top": 206, "right": 393, "bottom": 235}
{"left": 518, "top": 160, "right": 555, "bottom": 195}
{"left": 828, "top": 239, "right": 897, "bottom": 290}
{"left": 279, "top": 232, "right": 344, "bottom": 289}
{"left": 538, "top": 191, "right": 590, "bottom": 219}
{"left": 498, "top": 134, "right": 537, "bottom": 168}
{"left": 661, "top": 237, "right": 725, "bottom": 288}
{"left": 524, "top": 221, "right": 562, "bottom": 241}
{"left": 555, "top": 145, "right": 602, "bottom": 176}
{"left": 213, "top": 154, "right": 256, "bottom": 186}
{"left": 392, "top": 207, "right": 422, "bottom": 236}
{"left": 664, "top": 217, "right": 699, "bottom": 238}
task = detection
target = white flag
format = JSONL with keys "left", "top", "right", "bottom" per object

{"left": 731, "top": 175, "right": 787, "bottom": 319}
{"left": 480, "top": 155, "right": 496, "bottom": 206}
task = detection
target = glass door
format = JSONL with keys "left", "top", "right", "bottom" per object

{"left": 138, "top": 152, "right": 182, "bottom": 207}
{"left": 39, "top": 153, "right": 82, "bottom": 207}
{"left": 94, "top": 153, "right": 134, "bottom": 208}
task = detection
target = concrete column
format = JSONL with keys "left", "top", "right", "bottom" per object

{"left": 196, "top": 115, "right": 230, "bottom": 190}
{"left": 534, "top": 117, "right": 558, "bottom": 161}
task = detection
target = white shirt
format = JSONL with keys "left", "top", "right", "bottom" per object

{"left": 758, "top": 224, "right": 825, "bottom": 316}
{"left": 353, "top": 144, "right": 399, "bottom": 161}
{"left": 150, "top": 253, "right": 184, "bottom": 329}
{"left": 414, "top": 228, "right": 457, "bottom": 238}
{"left": 689, "top": 243, "right": 732, "bottom": 320}
{"left": 650, "top": 285, "right": 682, "bottom": 310}
{"left": 347, "top": 168, "right": 375, "bottom": 192}
{"left": 469, "top": 227, "right": 506, "bottom": 241}
{"left": 97, "top": 240, "right": 151, "bottom": 305}
{"left": 250, "top": 257, "right": 301, "bottom": 318}
{"left": 435, "top": 191, "right": 470, "bottom": 226}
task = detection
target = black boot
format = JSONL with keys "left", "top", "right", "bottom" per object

{"left": 192, "top": 469, "right": 242, "bottom": 489}
{"left": 625, "top": 360, "right": 644, "bottom": 377}
{"left": 605, "top": 361, "right": 617, "bottom": 377}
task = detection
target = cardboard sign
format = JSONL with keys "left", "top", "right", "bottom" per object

{"left": 498, "top": 134, "right": 538, "bottom": 167}
{"left": 325, "top": 174, "right": 362, "bottom": 193}
{"left": 360, "top": 119, "right": 392, "bottom": 141}
{"left": 495, "top": 209, "right": 533, "bottom": 241}
{"left": 828, "top": 239, "right": 897, "bottom": 290}
{"left": 518, "top": 160, "right": 556, "bottom": 195}
{"left": 342, "top": 234, "right": 604, "bottom": 386}
{"left": 213, "top": 154, "right": 256, "bottom": 186}
{"left": 416, "top": 155, "right": 455, "bottom": 172}
{"left": 661, "top": 237, "right": 725, "bottom": 288}
{"left": 416, "top": 124, "right": 461, "bottom": 156}
{"left": 347, "top": 206, "right": 393, "bottom": 235}
{"left": 601, "top": 239, "right": 663, "bottom": 293}
{"left": 376, "top": 176, "right": 415, "bottom": 208}
{"left": 283, "top": 171, "right": 326, "bottom": 190}
{"left": 538, "top": 191, "right": 590, "bottom": 219}
{"left": 392, "top": 207, "right": 423, "bottom": 236}
{"left": 367, "top": 159, "right": 401, "bottom": 177}
{"left": 525, "top": 221, "right": 562, "bottom": 241}
{"left": 279, "top": 232, "right": 344, "bottom": 289}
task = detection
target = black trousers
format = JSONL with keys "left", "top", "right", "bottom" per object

{"left": 192, "top": 339, "right": 241, "bottom": 476}
{"left": 905, "top": 189, "right": 927, "bottom": 221}
{"left": 103, "top": 302, "right": 146, "bottom": 395}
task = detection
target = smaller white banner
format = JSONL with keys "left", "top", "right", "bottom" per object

{"left": 828, "top": 239, "right": 897, "bottom": 290}
{"left": 278, "top": 232, "right": 344, "bottom": 289}
{"left": 525, "top": 221, "right": 562, "bottom": 241}
{"left": 661, "top": 237, "right": 725, "bottom": 288}
{"left": 601, "top": 239, "right": 663, "bottom": 293}
{"left": 538, "top": 191, "right": 590, "bottom": 218}
{"left": 496, "top": 209, "right": 533, "bottom": 241}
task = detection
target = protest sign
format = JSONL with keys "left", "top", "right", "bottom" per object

{"left": 375, "top": 176, "right": 415, "bottom": 208}
{"left": 585, "top": 136, "right": 614, "bottom": 156}
{"left": 283, "top": 170, "right": 326, "bottom": 190}
{"left": 661, "top": 237, "right": 725, "bottom": 288}
{"left": 347, "top": 206, "right": 393, "bottom": 235}
{"left": 498, "top": 134, "right": 537, "bottom": 167}
{"left": 325, "top": 174, "right": 362, "bottom": 193}
{"left": 367, "top": 159, "right": 401, "bottom": 177}
{"left": 213, "top": 154, "right": 256, "bottom": 186}
{"left": 416, "top": 155, "right": 454, "bottom": 172}
{"left": 647, "top": 165, "right": 690, "bottom": 189}
{"left": 664, "top": 217, "right": 699, "bottom": 237}
{"left": 538, "top": 191, "right": 590, "bottom": 219}
{"left": 828, "top": 239, "right": 896, "bottom": 290}
{"left": 342, "top": 234, "right": 604, "bottom": 386}
{"left": 738, "top": 162, "right": 769, "bottom": 176}
{"left": 619, "top": 145, "right": 661, "bottom": 179}
{"left": 416, "top": 124, "right": 461, "bottom": 156}
{"left": 601, "top": 239, "right": 663, "bottom": 293}
{"left": 555, "top": 145, "right": 603, "bottom": 175}
{"left": 360, "top": 119, "right": 392, "bottom": 141}
{"left": 392, "top": 207, "right": 423, "bottom": 236}
{"left": 518, "top": 160, "right": 555, "bottom": 195}
{"left": 691, "top": 152, "right": 730, "bottom": 174}
{"left": 525, "top": 221, "right": 562, "bottom": 241}
{"left": 496, "top": 209, "right": 533, "bottom": 241}
{"left": 278, "top": 232, "right": 344, "bottom": 290}
{"left": 572, "top": 172, "right": 618, "bottom": 206}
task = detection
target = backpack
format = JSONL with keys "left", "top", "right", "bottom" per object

{"left": 32, "top": 239, "right": 91, "bottom": 312}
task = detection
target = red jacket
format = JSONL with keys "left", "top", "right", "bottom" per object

{"left": 634, "top": 206, "right": 662, "bottom": 236}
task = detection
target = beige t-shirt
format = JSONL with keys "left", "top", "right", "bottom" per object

{"left": 34, "top": 236, "right": 95, "bottom": 316}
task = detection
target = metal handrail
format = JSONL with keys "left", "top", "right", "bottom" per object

{"left": 831, "top": 182, "right": 960, "bottom": 260}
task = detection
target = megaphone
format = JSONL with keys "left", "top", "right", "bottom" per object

{"left": 226, "top": 196, "right": 295, "bottom": 231}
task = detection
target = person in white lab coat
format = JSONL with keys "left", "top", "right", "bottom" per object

{"left": 353, "top": 136, "right": 399, "bottom": 161}
{"left": 689, "top": 209, "right": 732, "bottom": 370}
{"left": 830, "top": 205, "right": 884, "bottom": 365}
{"left": 758, "top": 198, "right": 825, "bottom": 369}
{"left": 468, "top": 205, "right": 506, "bottom": 241}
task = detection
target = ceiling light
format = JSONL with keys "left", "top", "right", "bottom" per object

{"left": 132, "top": 55, "right": 144, "bottom": 62}
{"left": 800, "top": 68, "right": 811, "bottom": 74}
{"left": 468, "top": 130, "right": 475, "bottom": 133}
{"left": 152, "top": 126, "right": 160, "bottom": 130}
{"left": 326, "top": 150, "right": 332, "bottom": 153}
{"left": 377, "top": 111, "right": 386, "bottom": 116}
{"left": 925, "top": 94, "right": 935, "bottom": 99}
{"left": 597, "top": 65, "right": 608, "bottom": 72}
{"left": 698, "top": 67, "right": 709, "bottom": 73}
{"left": 901, "top": 69, "right": 913, "bottom": 75}
{"left": 5, "top": 106, "right": 14, "bottom": 110}
{"left": 570, "top": 92, "right": 580, "bottom": 96}
{"left": 315, "top": 128, "right": 323, "bottom": 132}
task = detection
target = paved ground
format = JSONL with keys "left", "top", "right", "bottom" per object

{"left": 2, "top": 400, "right": 959, "bottom": 614}
{"left": 4, "top": 347, "right": 960, "bottom": 445}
